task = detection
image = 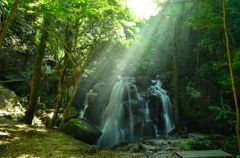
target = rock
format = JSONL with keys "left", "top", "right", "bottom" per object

{"left": 0, "top": 131, "right": 11, "bottom": 138}
{"left": 164, "top": 146, "right": 178, "bottom": 151}
{"left": 134, "top": 122, "right": 155, "bottom": 138}
{"left": 188, "top": 133, "right": 208, "bottom": 139}
{"left": 0, "top": 85, "right": 25, "bottom": 120}
{"left": 144, "top": 139, "right": 165, "bottom": 146}
{"left": 168, "top": 127, "right": 177, "bottom": 135}
{"left": 129, "top": 143, "right": 146, "bottom": 153}
{"left": 61, "top": 118, "right": 102, "bottom": 144}
{"left": 141, "top": 144, "right": 158, "bottom": 151}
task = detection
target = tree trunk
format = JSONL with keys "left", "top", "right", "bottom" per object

{"left": 23, "top": 19, "right": 49, "bottom": 125}
{"left": 222, "top": 0, "right": 240, "bottom": 153}
{"left": 0, "top": 0, "right": 21, "bottom": 48}
{"left": 60, "top": 79, "right": 79, "bottom": 125}
{"left": 60, "top": 51, "right": 92, "bottom": 126}
{"left": 60, "top": 66, "right": 82, "bottom": 127}
{"left": 0, "top": 5, "right": 3, "bottom": 31}
{"left": 47, "top": 52, "right": 68, "bottom": 128}
{"left": 173, "top": 20, "right": 179, "bottom": 125}
{"left": 47, "top": 25, "right": 74, "bottom": 128}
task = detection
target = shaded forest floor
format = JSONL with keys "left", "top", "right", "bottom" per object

{"left": 1, "top": 116, "right": 237, "bottom": 158}
{"left": 0, "top": 116, "right": 182, "bottom": 158}
{"left": 0, "top": 117, "right": 144, "bottom": 158}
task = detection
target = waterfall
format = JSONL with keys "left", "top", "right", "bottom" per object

{"left": 97, "top": 78, "right": 125, "bottom": 148}
{"left": 97, "top": 77, "right": 146, "bottom": 148}
{"left": 151, "top": 79, "right": 175, "bottom": 134}
{"left": 80, "top": 77, "right": 175, "bottom": 148}
{"left": 79, "top": 90, "right": 92, "bottom": 118}
{"left": 145, "top": 103, "right": 151, "bottom": 123}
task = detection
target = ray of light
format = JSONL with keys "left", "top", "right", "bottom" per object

{"left": 127, "top": 0, "right": 161, "bottom": 20}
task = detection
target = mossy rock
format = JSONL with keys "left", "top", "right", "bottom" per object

{"left": 61, "top": 118, "right": 102, "bottom": 144}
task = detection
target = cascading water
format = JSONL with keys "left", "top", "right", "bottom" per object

{"left": 149, "top": 79, "right": 175, "bottom": 134}
{"left": 144, "top": 103, "right": 151, "bottom": 123}
{"left": 97, "top": 78, "right": 125, "bottom": 148}
{"left": 97, "top": 77, "right": 148, "bottom": 148}
{"left": 80, "top": 76, "right": 175, "bottom": 148}
{"left": 79, "top": 90, "right": 92, "bottom": 118}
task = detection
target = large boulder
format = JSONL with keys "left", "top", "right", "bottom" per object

{"left": 0, "top": 85, "right": 25, "bottom": 120}
{"left": 61, "top": 118, "right": 102, "bottom": 144}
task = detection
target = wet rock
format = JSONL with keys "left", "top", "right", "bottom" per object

{"left": 188, "top": 133, "right": 207, "bottom": 139}
{"left": 143, "top": 139, "right": 166, "bottom": 146}
{"left": 141, "top": 144, "right": 158, "bottom": 151}
{"left": 164, "top": 147, "right": 179, "bottom": 151}
{"left": 134, "top": 122, "right": 155, "bottom": 138}
{"left": 129, "top": 143, "right": 146, "bottom": 153}
{"left": 61, "top": 118, "right": 102, "bottom": 144}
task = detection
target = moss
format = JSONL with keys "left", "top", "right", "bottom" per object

{"left": 61, "top": 118, "right": 102, "bottom": 144}
{"left": 180, "top": 139, "right": 194, "bottom": 150}
{"left": 0, "top": 118, "right": 143, "bottom": 158}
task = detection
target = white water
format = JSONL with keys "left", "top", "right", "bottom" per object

{"left": 145, "top": 103, "right": 151, "bottom": 122}
{"left": 80, "top": 77, "right": 175, "bottom": 148}
{"left": 152, "top": 79, "right": 175, "bottom": 134}
{"left": 97, "top": 79, "right": 125, "bottom": 148}
{"left": 79, "top": 90, "right": 92, "bottom": 118}
{"left": 153, "top": 124, "right": 160, "bottom": 138}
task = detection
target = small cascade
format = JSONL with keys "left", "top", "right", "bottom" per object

{"left": 153, "top": 124, "right": 160, "bottom": 138}
{"left": 79, "top": 90, "right": 92, "bottom": 118}
{"left": 149, "top": 79, "right": 175, "bottom": 134}
{"left": 144, "top": 103, "right": 151, "bottom": 123}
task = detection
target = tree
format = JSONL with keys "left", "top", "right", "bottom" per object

{"left": 0, "top": 0, "right": 21, "bottom": 48}
{"left": 55, "top": 0, "right": 134, "bottom": 126}
{"left": 23, "top": 18, "right": 49, "bottom": 124}
{"left": 23, "top": 0, "right": 64, "bottom": 125}
{"left": 173, "top": 19, "right": 179, "bottom": 125}
{"left": 222, "top": 0, "right": 240, "bottom": 153}
{"left": 47, "top": 24, "right": 72, "bottom": 128}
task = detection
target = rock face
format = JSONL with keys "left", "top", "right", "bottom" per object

{"left": 61, "top": 118, "right": 102, "bottom": 145}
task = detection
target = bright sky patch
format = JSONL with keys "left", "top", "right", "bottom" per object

{"left": 127, "top": 0, "right": 160, "bottom": 20}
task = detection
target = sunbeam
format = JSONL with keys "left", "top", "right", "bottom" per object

{"left": 127, "top": 0, "right": 161, "bottom": 20}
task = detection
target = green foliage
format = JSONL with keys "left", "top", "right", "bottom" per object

{"left": 130, "top": 0, "right": 240, "bottom": 135}
{"left": 180, "top": 139, "right": 194, "bottom": 150}
{"left": 180, "top": 136, "right": 238, "bottom": 156}
{"left": 41, "top": 63, "right": 56, "bottom": 79}
{"left": 185, "top": 86, "right": 201, "bottom": 99}
{"left": 213, "top": 50, "right": 240, "bottom": 92}
{"left": 208, "top": 104, "right": 236, "bottom": 132}
{"left": 6, "top": 67, "right": 32, "bottom": 80}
